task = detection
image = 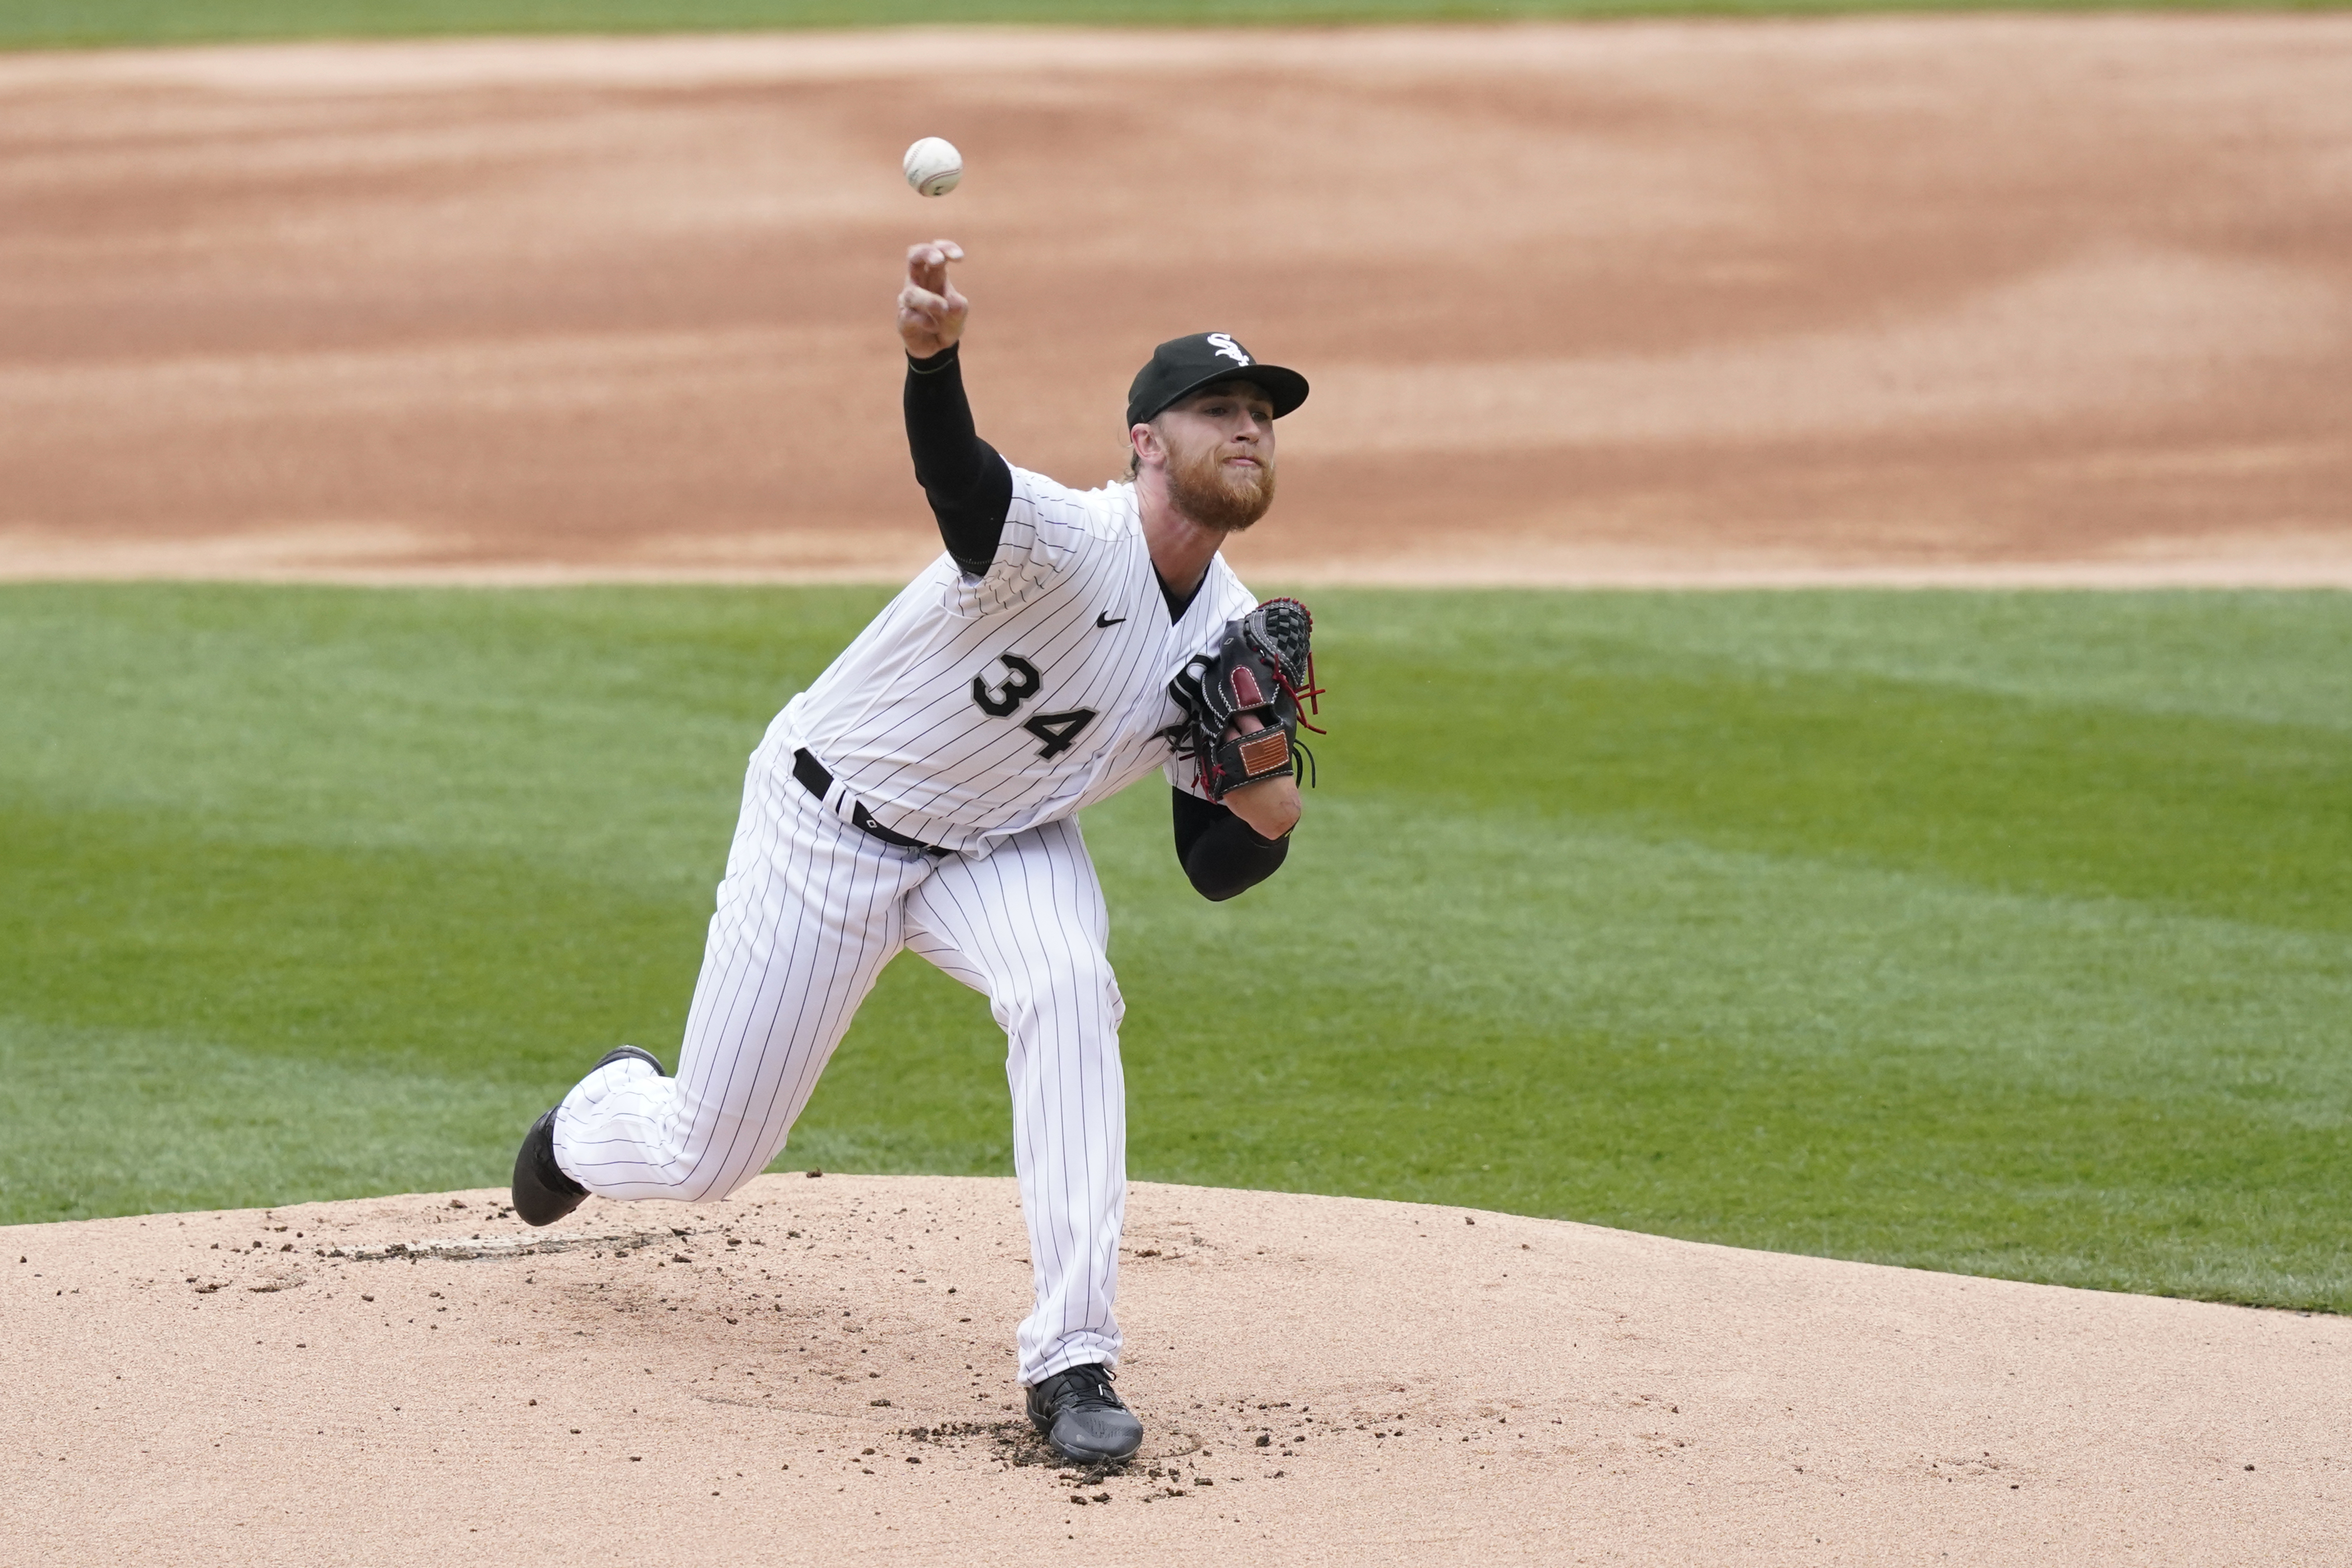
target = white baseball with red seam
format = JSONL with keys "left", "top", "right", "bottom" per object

{"left": 903, "top": 137, "right": 962, "bottom": 197}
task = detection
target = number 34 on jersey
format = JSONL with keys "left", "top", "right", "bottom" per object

{"left": 972, "top": 653, "right": 1098, "bottom": 760}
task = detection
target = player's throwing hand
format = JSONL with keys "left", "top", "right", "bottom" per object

{"left": 898, "top": 239, "right": 967, "bottom": 358}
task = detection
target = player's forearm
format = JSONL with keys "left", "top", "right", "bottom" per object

{"left": 1221, "top": 774, "right": 1301, "bottom": 842}
{"left": 904, "top": 343, "right": 1013, "bottom": 575}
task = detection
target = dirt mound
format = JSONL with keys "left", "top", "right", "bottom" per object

{"left": 2, "top": 19, "right": 2348, "bottom": 586}
{"left": 7, "top": 1173, "right": 2344, "bottom": 1564}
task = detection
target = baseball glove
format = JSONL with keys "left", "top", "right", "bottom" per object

{"left": 1165, "top": 596, "right": 1324, "bottom": 800}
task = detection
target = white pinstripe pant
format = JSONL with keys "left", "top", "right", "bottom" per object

{"left": 552, "top": 743, "right": 1127, "bottom": 1385}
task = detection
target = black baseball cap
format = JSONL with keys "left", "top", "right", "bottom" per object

{"left": 1126, "top": 332, "right": 1310, "bottom": 430}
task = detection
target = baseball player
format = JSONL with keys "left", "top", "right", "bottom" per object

{"left": 508, "top": 239, "right": 1320, "bottom": 1467}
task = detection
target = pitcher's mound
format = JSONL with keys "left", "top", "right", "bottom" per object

{"left": 7, "top": 1174, "right": 2342, "bottom": 1564}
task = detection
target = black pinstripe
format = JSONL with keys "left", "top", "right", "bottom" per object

{"left": 549, "top": 467, "right": 1255, "bottom": 1387}
{"left": 779, "top": 470, "right": 1253, "bottom": 849}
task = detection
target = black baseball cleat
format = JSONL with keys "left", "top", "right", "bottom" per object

{"left": 1026, "top": 1362, "right": 1143, "bottom": 1466}
{"left": 509, "top": 1046, "right": 666, "bottom": 1228}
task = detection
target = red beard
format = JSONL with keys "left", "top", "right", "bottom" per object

{"left": 1166, "top": 441, "right": 1277, "bottom": 534}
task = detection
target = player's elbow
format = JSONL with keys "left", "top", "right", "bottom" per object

{"left": 1185, "top": 855, "right": 1285, "bottom": 903}
{"left": 1181, "top": 822, "right": 1291, "bottom": 902}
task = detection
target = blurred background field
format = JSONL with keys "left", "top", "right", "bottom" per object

{"left": 10, "top": 0, "right": 2345, "bottom": 52}
{"left": 5, "top": 584, "right": 2347, "bottom": 1310}
{"left": 8, "top": 18, "right": 2346, "bottom": 588}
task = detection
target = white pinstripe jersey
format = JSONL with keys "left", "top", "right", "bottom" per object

{"left": 778, "top": 466, "right": 1257, "bottom": 853}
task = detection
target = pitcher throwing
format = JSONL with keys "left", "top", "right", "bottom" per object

{"left": 510, "top": 239, "right": 1320, "bottom": 1466}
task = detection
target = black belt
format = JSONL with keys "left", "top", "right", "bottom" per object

{"left": 792, "top": 747, "right": 952, "bottom": 857}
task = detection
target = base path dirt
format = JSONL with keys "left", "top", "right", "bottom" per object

{"left": 6, "top": 1174, "right": 2347, "bottom": 1565}
{"left": 2, "top": 19, "right": 2349, "bottom": 586}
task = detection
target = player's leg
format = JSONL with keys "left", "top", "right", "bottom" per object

{"left": 901, "top": 816, "right": 1134, "bottom": 1416}
{"left": 546, "top": 753, "right": 930, "bottom": 1204}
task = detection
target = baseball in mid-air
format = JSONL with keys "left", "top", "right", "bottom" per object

{"left": 903, "top": 137, "right": 963, "bottom": 198}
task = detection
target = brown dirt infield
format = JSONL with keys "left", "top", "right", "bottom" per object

{"left": 10, "top": 1174, "right": 2350, "bottom": 1566}
{"left": 1, "top": 19, "right": 2348, "bottom": 585}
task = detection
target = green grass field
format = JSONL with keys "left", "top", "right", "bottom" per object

{"left": 7, "top": 0, "right": 2343, "bottom": 51}
{"left": 2, "top": 585, "right": 2346, "bottom": 1313}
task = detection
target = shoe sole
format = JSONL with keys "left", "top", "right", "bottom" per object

{"left": 1045, "top": 1433, "right": 1142, "bottom": 1465}
{"left": 1041, "top": 1427, "right": 1143, "bottom": 1465}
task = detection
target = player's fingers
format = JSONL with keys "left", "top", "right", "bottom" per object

{"left": 908, "top": 240, "right": 962, "bottom": 283}
{"left": 899, "top": 284, "right": 944, "bottom": 319}
{"left": 904, "top": 242, "right": 948, "bottom": 291}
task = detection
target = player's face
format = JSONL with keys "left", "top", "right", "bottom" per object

{"left": 1161, "top": 382, "right": 1277, "bottom": 470}
{"left": 1150, "top": 381, "right": 1279, "bottom": 533}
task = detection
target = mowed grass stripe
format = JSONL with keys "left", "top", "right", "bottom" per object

{"left": 1, "top": 586, "right": 2345, "bottom": 1311}
{"left": 0, "top": 798, "right": 708, "bottom": 1081}
{"left": 0, "top": 1018, "right": 544, "bottom": 1221}
{"left": 1102, "top": 796, "right": 2352, "bottom": 1301}
{"left": 1346, "top": 607, "right": 2352, "bottom": 934}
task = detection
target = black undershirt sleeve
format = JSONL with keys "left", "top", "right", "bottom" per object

{"left": 1170, "top": 786, "right": 1291, "bottom": 902}
{"left": 905, "top": 343, "right": 1014, "bottom": 576}
{"left": 911, "top": 343, "right": 1203, "bottom": 610}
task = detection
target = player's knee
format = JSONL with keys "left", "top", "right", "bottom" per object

{"left": 994, "top": 948, "right": 1122, "bottom": 1036}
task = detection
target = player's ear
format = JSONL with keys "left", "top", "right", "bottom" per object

{"left": 1129, "top": 422, "right": 1162, "bottom": 471}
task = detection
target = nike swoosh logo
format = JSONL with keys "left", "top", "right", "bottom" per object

{"left": 1096, "top": 612, "right": 1127, "bottom": 628}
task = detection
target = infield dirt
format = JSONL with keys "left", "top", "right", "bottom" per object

{"left": 1, "top": 18, "right": 2349, "bottom": 585}
{"left": 10, "top": 1174, "right": 2349, "bottom": 1566}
